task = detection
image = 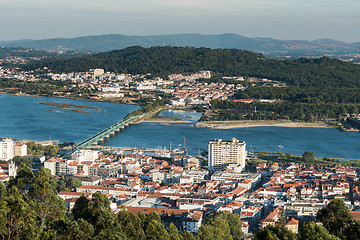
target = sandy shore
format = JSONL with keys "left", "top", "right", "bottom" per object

{"left": 195, "top": 120, "right": 331, "bottom": 129}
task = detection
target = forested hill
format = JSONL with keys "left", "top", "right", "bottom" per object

{"left": 24, "top": 46, "right": 360, "bottom": 88}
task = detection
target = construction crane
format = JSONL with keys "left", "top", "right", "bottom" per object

{"left": 121, "top": 150, "right": 124, "bottom": 175}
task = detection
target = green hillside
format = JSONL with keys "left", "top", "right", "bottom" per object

{"left": 24, "top": 46, "right": 360, "bottom": 89}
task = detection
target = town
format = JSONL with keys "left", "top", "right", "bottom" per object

{"left": 0, "top": 67, "right": 285, "bottom": 107}
{"left": 1, "top": 136, "right": 360, "bottom": 239}
{"left": 1, "top": 56, "right": 360, "bottom": 239}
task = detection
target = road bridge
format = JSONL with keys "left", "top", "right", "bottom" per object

{"left": 63, "top": 111, "right": 153, "bottom": 159}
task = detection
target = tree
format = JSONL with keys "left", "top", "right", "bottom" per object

{"left": 317, "top": 198, "right": 353, "bottom": 238}
{"left": 303, "top": 151, "right": 315, "bottom": 162}
{"left": 30, "top": 167, "right": 66, "bottom": 229}
{"left": 12, "top": 156, "right": 32, "bottom": 167}
{"left": 299, "top": 221, "right": 339, "bottom": 240}
{"left": 86, "top": 191, "right": 118, "bottom": 234}
{"left": 344, "top": 220, "right": 360, "bottom": 240}
{"left": 144, "top": 212, "right": 162, "bottom": 230}
{"left": 94, "top": 228, "right": 127, "bottom": 240}
{"left": 72, "top": 195, "right": 91, "bottom": 221}
{"left": 168, "top": 222, "right": 182, "bottom": 240}
{"left": 0, "top": 187, "right": 39, "bottom": 240}
{"left": 223, "top": 212, "right": 244, "bottom": 240}
{"left": 44, "top": 145, "right": 60, "bottom": 157}
{"left": 253, "top": 225, "right": 297, "bottom": 240}
{"left": 0, "top": 184, "right": 7, "bottom": 239}
{"left": 145, "top": 219, "right": 170, "bottom": 240}
{"left": 198, "top": 212, "right": 243, "bottom": 240}
{"left": 67, "top": 177, "right": 82, "bottom": 190}
{"left": 48, "top": 218, "right": 94, "bottom": 240}
{"left": 197, "top": 217, "right": 232, "bottom": 240}
{"left": 182, "top": 231, "right": 195, "bottom": 240}
{"left": 118, "top": 210, "right": 146, "bottom": 240}
{"left": 138, "top": 211, "right": 146, "bottom": 228}
{"left": 7, "top": 162, "right": 34, "bottom": 193}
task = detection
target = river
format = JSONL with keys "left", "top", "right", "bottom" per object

{"left": 1, "top": 93, "right": 360, "bottom": 159}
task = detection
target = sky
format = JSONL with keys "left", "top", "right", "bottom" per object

{"left": 0, "top": 0, "right": 359, "bottom": 42}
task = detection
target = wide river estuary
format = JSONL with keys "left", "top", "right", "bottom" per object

{"left": 1, "top": 94, "right": 359, "bottom": 159}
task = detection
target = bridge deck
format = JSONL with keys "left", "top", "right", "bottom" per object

{"left": 63, "top": 108, "right": 162, "bottom": 159}
{"left": 63, "top": 114, "right": 142, "bottom": 158}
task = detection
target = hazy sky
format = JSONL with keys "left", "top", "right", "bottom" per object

{"left": 0, "top": 0, "right": 359, "bottom": 42}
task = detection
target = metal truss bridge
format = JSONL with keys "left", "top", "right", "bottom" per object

{"left": 63, "top": 113, "right": 145, "bottom": 159}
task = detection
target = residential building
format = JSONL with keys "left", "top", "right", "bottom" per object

{"left": 0, "top": 161, "right": 17, "bottom": 178}
{"left": 72, "top": 149, "right": 99, "bottom": 162}
{"left": 286, "top": 218, "right": 299, "bottom": 233}
{"left": 260, "top": 206, "right": 282, "bottom": 229}
{"left": 0, "top": 138, "right": 14, "bottom": 161}
{"left": 14, "top": 143, "right": 27, "bottom": 157}
{"left": 208, "top": 138, "right": 246, "bottom": 172}
{"left": 182, "top": 211, "right": 203, "bottom": 233}
{"left": 240, "top": 205, "right": 262, "bottom": 231}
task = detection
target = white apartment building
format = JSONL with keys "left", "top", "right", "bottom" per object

{"left": 71, "top": 149, "right": 99, "bottom": 162}
{"left": 208, "top": 138, "right": 246, "bottom": 172}
{"left": 0, "top": 138, "right": 14, "bottom": 161}
{"left": 136, "top": 82, "right": 156, "bottom": 91}
{"left": 100, "top": 86, "right": 122, "bottom": 93}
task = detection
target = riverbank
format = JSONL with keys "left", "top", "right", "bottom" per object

{"left": 195, "top": 120, "right": 332, "bottom": 129}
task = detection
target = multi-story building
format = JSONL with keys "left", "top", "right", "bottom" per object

{"left": 71, "top": 149, "right": 99, "bottom": 162}
{"left": 14, "top": 143, "right": 27, "bottom": 157}
{"left": 97, "top": 164, "right": 121, "bottom": 177}
{"left": 182, "top": 211, "right": 203, "bottom": 233}
{"left": 44, "top": 157, "right": 67, "bottom": 175}
{"left": 0, "top": 138, "right": 14, "bottom": 161}
{"left": 208, "top": 138, "right": 246, "bottom": 172}
{"left": 286, "top": 218, "right": 299, "bottom": 234}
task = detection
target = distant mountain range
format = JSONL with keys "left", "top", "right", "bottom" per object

{"left": 1, "top": 33, "right": 360, "bottom": 57}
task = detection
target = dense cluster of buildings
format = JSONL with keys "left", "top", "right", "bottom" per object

{"left": 0, "top": 67, "right": 40, "bottom": 80}
{"left": 1, "top": 135, "right": 360, "bottom": 236}
{"left": 43, "top": 139, "right": 360, "bottom": 235}
{"left": 1, "top": 67, "right": 247, "bottom": 106}
{"left": 245, "top": 162, "right": 358, "bottom": 231}
{"left": 170, "top": 81, "right": 244, "bottom": 106}
{"left": 52, "top": 145, "right": 257, "bottom": 233}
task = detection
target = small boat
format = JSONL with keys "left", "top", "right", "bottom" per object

{"left": 278, "top": 145, "right": 283, "bottom": 149}
{"left": 171, "top": 148, "right": 185, "bottom": 154}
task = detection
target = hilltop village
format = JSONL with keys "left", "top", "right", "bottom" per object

{"left": 1, "top": 137, "right": 360, "bottom": 238}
